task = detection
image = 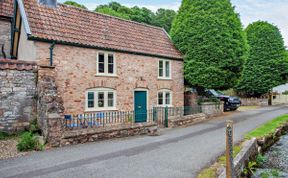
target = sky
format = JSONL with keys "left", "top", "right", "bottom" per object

{"left": 59, "top": 0, "right": 288, "bottom": 47}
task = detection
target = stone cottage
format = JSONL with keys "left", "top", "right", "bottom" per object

{"left": 0, "top": 0, "right": 184, "bottom": 134}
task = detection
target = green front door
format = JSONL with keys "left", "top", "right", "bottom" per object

{"left": 134, "top": 91, "right": 147, "bottom": 123}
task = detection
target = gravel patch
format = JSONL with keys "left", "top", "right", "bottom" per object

{"left": 0, "top": 139, "right": 27, "bottom": 160}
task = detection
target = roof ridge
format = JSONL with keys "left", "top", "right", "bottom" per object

{"left": 59, "top": 3, "right": 164, "bottom": 31}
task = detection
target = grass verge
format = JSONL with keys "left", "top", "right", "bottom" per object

{"left": 245, "top": 114, "right": 288, "bottom": 139}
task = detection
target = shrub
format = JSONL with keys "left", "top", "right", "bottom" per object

{"left": 29, "top": 119, "right": 40, "bottom": 134}
{"left": 17, "top": 132, "right": 43, "bottom": 152}
{"left": 256, "top": 154, "right": 267, "bottom": 166}
{"left": 0, "top": 131, "right": 9, "bottom": 140}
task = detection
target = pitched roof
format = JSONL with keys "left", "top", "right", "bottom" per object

{"left": 0, "top": 0, "right": 13, "bottom": 18}
{"left": 21, "top": 0, "right": 182, "bottom": 60}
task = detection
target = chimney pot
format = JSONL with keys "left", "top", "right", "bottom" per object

{"left": 39, "top": 0, "right": 57, "bottom": 8}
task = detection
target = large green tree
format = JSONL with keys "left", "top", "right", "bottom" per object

{"left": 63, "top": 1, "right": 87, "bottom": 9}
{"left": 154, "top": 9, "right": 177, "bottom": 32}
{"left": 95, "top": 2, "right": 176, "bottom": 31}
{"left": 95, "top": 2, "right": 131, "bottom": 20}
{"left": 170, "top": 0, "right": 247, "bottom": 92}
{"left": 236, "top": 21, "right": 288, "bottom": 96}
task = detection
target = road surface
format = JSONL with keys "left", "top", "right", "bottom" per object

{"left": 0, "top": 105, "right": 287, "bottom": 178}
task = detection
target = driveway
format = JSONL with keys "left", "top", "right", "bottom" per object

{"left": 0, "top": 105, "right": 287, "bottom": 178}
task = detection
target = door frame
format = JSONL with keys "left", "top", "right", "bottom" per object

{"left": 133, "top": 88, "right": 149, "bottom": 122}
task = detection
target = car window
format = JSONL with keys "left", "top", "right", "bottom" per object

{"left": 216, "top": 91, "right": 225, "bottom": 96}
{"left": 209, "top": 90, "right": 220, "bottom": 97}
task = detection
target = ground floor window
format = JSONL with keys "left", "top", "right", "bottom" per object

{"left": 86, "top": 88, "right": 116, "bottom": 111}
{"left": 158, "top": 89, "right": 172, "bottom": 107}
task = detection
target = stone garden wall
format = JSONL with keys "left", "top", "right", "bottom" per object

{"left": 240, "top": 98, "right": 268, "bottom": 106}
{"left": 61, "top": 123, "right": 157, "bottom": 146}
{"left": 44, "top": 112, "right": 157, "bottom": 147}
{"left": 201, "top": 102, "right": 224, "bottom": 116}
{"left": 168, "top": 113, "right": 207, "bottom": 128}
{"left": 0, "top": 59, "right": 37, "bottom": 133}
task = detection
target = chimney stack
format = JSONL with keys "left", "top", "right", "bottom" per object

{"left": 39, "top": 0, "right": 57, "bottom": 8}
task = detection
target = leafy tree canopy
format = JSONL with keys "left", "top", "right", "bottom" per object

{"left": 170, "top": 0, "right": 247, "bottom": 91}
{"left": 63, "top": 1, "right": 87, "bottom": 9}
{"left": 236, "top": 21, "right": 288, "bottom": 96}
{"left": 95, "top": 2, "right": 176, "bottom": 32}
{"left": 155, "top": 9, "right": 177, "bottom": 32}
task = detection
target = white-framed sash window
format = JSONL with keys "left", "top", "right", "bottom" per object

{"left": 96, "top": 52, "right": 116, "bottom": 76}
{"left": 157, "top": 89, "right": 172, "bottom": 107}
{"left": 85, "top": 88, "right": 116, "bottom": 111}
{"left": 158, "top": 59, "right": 171, "bottom": 79}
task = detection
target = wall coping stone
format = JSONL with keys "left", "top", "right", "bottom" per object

{"left": 0, "top": 59, "right": 37, "bottom": 71}
{"left": 201, "top": 102, "right": 222, "bottom": 105}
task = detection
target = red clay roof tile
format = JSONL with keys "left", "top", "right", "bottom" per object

{"left": 22, "top": 0, "right": 182, "bottom": 59}
{"left": 0, "top": 0, "right": 13, "bottom": 18}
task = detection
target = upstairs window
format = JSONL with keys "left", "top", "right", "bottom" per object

{"left": 86, "top": 88, "right": 116, "bottom": 111}
{"left": 158, "top": 59, "right": 171, "bottom": 79}
{"left": 158, "top": 89, "right": 172, "bottom": 107}
{"left": 97, "top": 52, "right": 116, "bottom": 76}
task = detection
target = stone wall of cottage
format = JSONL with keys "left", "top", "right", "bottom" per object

{"left": 0, "top": 19, "right": 11, "bottom": 58}
{"left": 0, "top": 60, "right": 37, "bottom": 133}
{"left": 34, "top": 42, "right": 184, "bottom": 115}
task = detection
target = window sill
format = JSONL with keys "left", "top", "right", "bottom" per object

{"left": 95, "top": 74, "right": 118, "bottom": 78}
{"left": 157, "top": 77, "right": 172, "bottom": 81}
{"left": 156, "top": 105, "right": 173, "bottom": 108}
{"left": 85, "top": 107, "right": 118, "bottom": 112}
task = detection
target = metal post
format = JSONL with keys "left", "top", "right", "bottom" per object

{"left": 226, "top": 120, "right": 235, "bottom": 178}
{"left": 153, "top": 107, "right": 157, "bottom": 122}
{"left": 165, "top": 106, "right": 168, "bottom": 128}
{"left": 49, "top": 42, "right": 55, "bottom": 66}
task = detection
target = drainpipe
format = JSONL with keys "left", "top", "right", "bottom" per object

{"left": 49, "top": 42, "right": 55, "bottom": 66}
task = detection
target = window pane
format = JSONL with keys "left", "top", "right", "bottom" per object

{"left": 108, "top": 54, "right": 114, "bottom": 74}
{"left": 98, "top": 92, "right": 104, "bottom": 107}
{"left": 108, "top": 54, "right": 114, "bottom": 63}
{"left": 99, "top": 53, "right": 104, "bottom": 62}
{"left": 108, "top": 64, "right": 113, "bottom": 74}
{"left": 98, "top": 53, "right": 105, "bottom": 73}
{"left": 159, "top": 60, "right": 163, "bottom": 77}
{"left": 158, "top": 92, "right": 163, "bottom": 105}
{"left": 165, "top": 92, "right": 171, "bottom": 105}
{"left": 108, "top": 92, "right": 114, "bottom": 107}
{"left": 87, "top": 92, "right": 94, "bottom": 108}
{"left": 165, "top": 61, "right": 170, "bottom": 78}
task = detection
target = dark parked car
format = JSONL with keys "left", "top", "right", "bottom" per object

{"left": 206, "top": 89, "right": 241, "bottom": 111}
